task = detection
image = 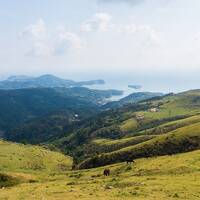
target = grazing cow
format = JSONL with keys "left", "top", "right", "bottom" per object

{"left": 126, "top": 159, "right": 135, "bottom": 165}
{"left": 103, "top": 169, "right": 110, "bottom": 176}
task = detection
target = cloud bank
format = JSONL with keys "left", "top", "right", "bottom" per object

{"left": 81, "top": 12, "right": 162, "bottom": 46}
{"left": 81, "top": 13, "right": 112, "bottom": 32}
{"left": 20, "top": 13, "right": 162, "bottom": 57}
{"left": 19, "top": 20, "right": 84, "bottom": 57}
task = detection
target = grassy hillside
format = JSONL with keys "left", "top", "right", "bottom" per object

{"left": 0, "top": 150, "right": 200, "bottom": 199}
{"left": 86, "top": 135, "right": 157, "bottom": 155}
{"left": 1, "top": 90, "right": 200, "bottom": 199}
{"left": 3, "top": 89, "right": 200, "bottom": 170}
{"left": 135, "top": 91, "right": 200, "bottom": 121}
{"left": 0, "top": 140, "right": 72, "bottom": 173}
{"left": 54, "top": 90, "right": 200, "bottom": 165}
{"left": 136, "top": 114, "right": 200, "bottom": 136}
{"left": 77, "top": 122, "right": 200, "bottom": 169}
{"left": 78, "top": 114, "right": 200, "bottom": 161}
{"left": 120, "top": 118, "right": 138, "bottom": 132}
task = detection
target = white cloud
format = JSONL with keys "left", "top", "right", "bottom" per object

{"left": 81, "top": 12, "right": 112, "bottom": 32}
{"left": 54, "top": 31, "right": 85, "bottom": 55}
{"left": 118, "top": 24, "right": 162, "bottom": 46}
{"left": 19, "top": 15, "right": 162, "bottom": 58}
{"left": 19, "top": 19, "right": 52, "bottom": 57}
{"left": 82, "top": 12, "right": 162, "bottom": 47}
{"left": 58, "top": 31, "right": 84, "bottom": 49}
{"left": 27, "top": 42, "right": 54, "bottom": 57}
{"left": 19, "top": 19, "right": 47, "bottom": 41}
{"left": 19, "top": 20, "right": 84, "bottom": 57}
{"left": 193, "top": 32, "right": 200, "bottom": 41}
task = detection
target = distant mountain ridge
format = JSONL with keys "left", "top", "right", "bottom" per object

{"left": 0, "top": 74, "right": 105, "bottom": 89}
{"left": 7, "top": 75, "right": 33, "bottom": 82}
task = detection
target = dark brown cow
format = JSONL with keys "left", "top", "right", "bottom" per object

{"left": 103, "top": 169, "right": 110, "bottom": 176}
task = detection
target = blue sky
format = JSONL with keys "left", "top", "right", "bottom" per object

{"left": 1, "top": 0, "right": 200, "bottom": 92}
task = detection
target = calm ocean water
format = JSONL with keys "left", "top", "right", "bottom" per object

{"left": 86, "top": 80, "right": 161, "bottom": 101}
{"left": 86, "top": 78, "right": 197, "bottom": 101}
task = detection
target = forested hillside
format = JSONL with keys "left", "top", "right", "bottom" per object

{"left": 0, "top": 86, "right": 122, "bottom": 134}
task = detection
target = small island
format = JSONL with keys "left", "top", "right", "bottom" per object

{"left": 128, "top": 84, "right": 142, "bottom": 89}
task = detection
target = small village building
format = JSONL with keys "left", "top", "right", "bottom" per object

{"left": 149, "top": 108, "right": 159, "bottom": 112}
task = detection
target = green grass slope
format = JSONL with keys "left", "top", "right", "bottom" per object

{"left": 87, "top": 135, "right": 157, "bottom": 154}
{"left": 135, "top": 114, "right": 200, "bottom": 136}
{"left": 1, "top": 150, "right": 200, "bottom": 199}
{"left": 0, "top": 140, "right": 72, "bottom": 173}
{"left": 78, "top": 122, "right": 200, "bottom": 169}
{"left": 135, "top": 90, "right": 200, "bottom": 122}
{"left": 120, "top": 118, "right": 138, "bottom": 132}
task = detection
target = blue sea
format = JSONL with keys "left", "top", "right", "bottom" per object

{"left": 86, "top": 77, "right": 199, "bottom": 101}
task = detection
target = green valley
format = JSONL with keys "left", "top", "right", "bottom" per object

{"left": 1, "top": 89, "right": 200, "bottom": 199}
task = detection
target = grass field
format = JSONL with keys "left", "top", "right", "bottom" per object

{"left": 120, "top": 118, "right": 138, "bottom": 132}
{"left": 1, "top": 149, "right": 200, "bottom": 200}
{"left": 0, "top": 140, "right": 72, "bottom": 174}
